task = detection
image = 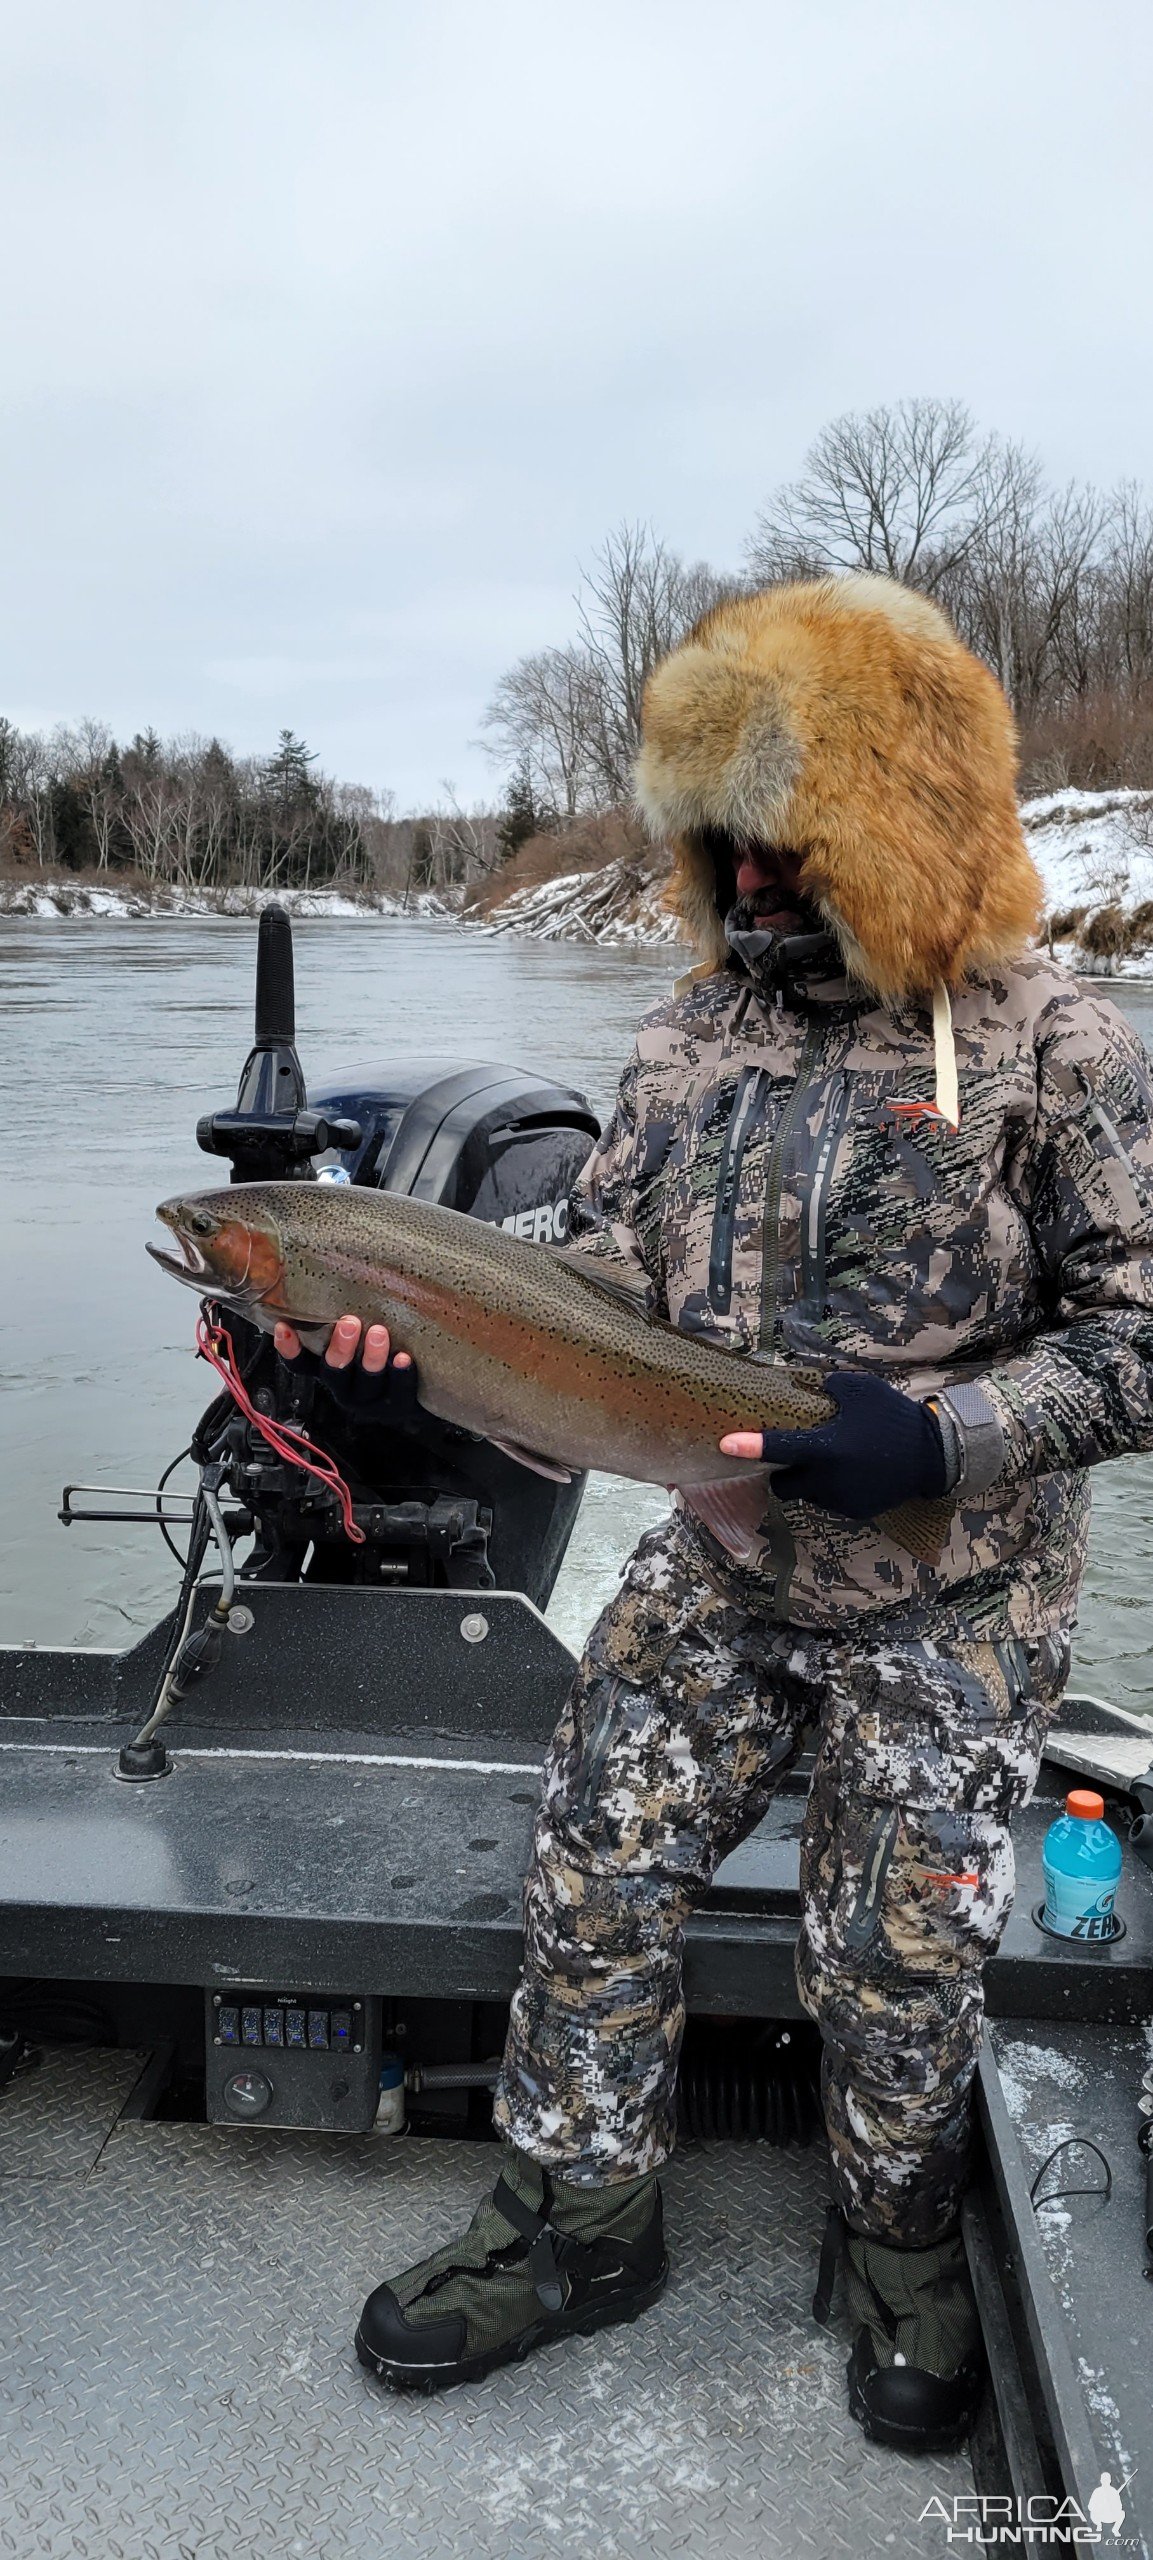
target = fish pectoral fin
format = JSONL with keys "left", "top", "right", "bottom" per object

{"left": 678, "top": 1470, "right": 771, "bottom": 1563}
{"left": 292, "top": 1320, "right": 339, "bottom": 1353}
{"left": 877, "top": 1494, "right": 956, "bottom": 1566}
{"left": 489, "top": 1435, "right": 574, "bottom": 1484}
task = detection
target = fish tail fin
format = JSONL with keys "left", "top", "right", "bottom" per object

{"left": 682, "top": 1481, "right": 956, "bottom": 1569}
{"left": 878, "top": 1494, "right": 956, "bottom": 1566}
{"left": 678, "top": 1470, "right": 771, "bottom": 1563}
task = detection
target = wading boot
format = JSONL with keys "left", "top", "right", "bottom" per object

{"left": 355, "top": 2147, "right": 668, "bottom": 2392}
{"left": 814, "top": 2210, "right": 984, "bottom": 2454}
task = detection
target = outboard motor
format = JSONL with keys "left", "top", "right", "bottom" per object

{"left": 194, "top": 907, "right": 600, "bottom": 1605}
{"left": 309, "top": 1058, "right": 594, "bottom": 1240}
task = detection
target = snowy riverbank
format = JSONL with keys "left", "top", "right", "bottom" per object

{"left": 473, "top": 787, "right": 1153, "bottom": 966}
{"left": 1019, "top": 788, "right": 1153, "bottom": 976}
{"left": 0, "top": 877, "right": 452, "bottom": 921}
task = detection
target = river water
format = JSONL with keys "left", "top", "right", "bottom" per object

{"left": 3, "top": 916, "right": 1152, "bottom": 1713}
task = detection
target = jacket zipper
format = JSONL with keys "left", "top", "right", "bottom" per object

{"left": 759, "top": 1018, "right": 825, "bottom": 1351}
{"left": 844, "top": 1809, "right": 899, "bottom": 1950}
{"left": 1089, "top": 1099, "right": 1130, "bottom": 1161}
{"left": 708, "top": 1067, "right": 767, "bottom": 1314}
{"left": 800, "top": 1069, "right": 855, "bottom": 1318}
{"left": 576, "top": 1681, "right": 624, "bottom": 1821}
{"left": 1086, "top": 1099, "right": 1145, "bottom": 1218}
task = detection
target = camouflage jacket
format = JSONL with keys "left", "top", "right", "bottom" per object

{"left": 567, "top": 951, "right": 1153, "bottom": 1640}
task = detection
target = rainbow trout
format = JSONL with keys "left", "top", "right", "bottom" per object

{"left": 148, "top": 1181, "right": 954, "bottom": 1564}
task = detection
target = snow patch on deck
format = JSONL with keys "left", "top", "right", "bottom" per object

{"left": 996, "top": 2038, "right": 1088, "bottom": 2122}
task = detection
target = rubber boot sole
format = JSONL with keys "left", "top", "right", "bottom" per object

{"left": 847, "top": 2348, "right": 981, "bottom": 2456}
{"left": 355, "top": 2258, "right": 670, "bottom": 2394}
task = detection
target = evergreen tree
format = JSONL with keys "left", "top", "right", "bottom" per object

{"left": 495, "top": 754, "right": 554, "bottom": 863}
{"left": 410, "top": 820, "right": 434, "bottom": 888}
{"left": 50, "top": 778, "right": 93, "bottom": 871}
{"left": 263, "top": 728, "right": 318, "bottom": 812}
{"left": 200, "top": 737, "right": 237, "bottom": 788}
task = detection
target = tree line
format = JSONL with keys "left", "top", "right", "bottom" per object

{"left": 0, "top": 720, "right": 389, "bottom": 891}
{"left": 484, "top": 400, "right": 1153, "bottom": 833}
{"left": 0, "top": 710, "right": 512, "bottom": 900}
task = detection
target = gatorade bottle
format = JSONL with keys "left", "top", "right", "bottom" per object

{"left": 374, "top": 2053, "right": 406, "bottom": 2135}
{"left": 1041, "top": 1790, "right": 1122, "bottom": 1941}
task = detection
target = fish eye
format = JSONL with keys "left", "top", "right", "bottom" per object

{"left": 185, "top": 1208, "right": 218, "bottom": 1238}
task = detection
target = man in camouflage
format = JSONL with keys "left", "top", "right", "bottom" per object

{"left": 351, "top": 575, "right": 1153, "bottom": 2452}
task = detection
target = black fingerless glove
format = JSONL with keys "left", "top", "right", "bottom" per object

{"left": 279, "top": 1343, "right": 421, "bottom": 1427}
{"left": 757, "top": 1371, "right": 948, "bottom": 1520}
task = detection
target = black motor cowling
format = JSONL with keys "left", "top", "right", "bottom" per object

{"left": 309, "top": 1057, "right": 597, "bottom": 1241}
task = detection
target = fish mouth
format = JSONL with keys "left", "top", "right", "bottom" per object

{"left": 147, "top": 1206, "right": 262, "bottom": 1307}
{"left": 145, "top": 1236, "right": 220, "bottom": 1290}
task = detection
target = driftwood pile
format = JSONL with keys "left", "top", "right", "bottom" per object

{"left": 480, "top": 859, "right": 682, "bottom": 947}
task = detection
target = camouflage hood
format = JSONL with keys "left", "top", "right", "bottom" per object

{"left": 634, "top": 575, "right": 1043, "bottom": 1008}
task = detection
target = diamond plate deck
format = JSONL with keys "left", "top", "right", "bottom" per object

{"left": 2, "top": 2047, "right": 972, "bottom": 2560}
{"left": 0, "top": 2042, "right": 145, "bottom": 2178}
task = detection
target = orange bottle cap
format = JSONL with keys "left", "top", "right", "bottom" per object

{"left": 1066, "top": 1789, "right": 1105, "bottom": 1820}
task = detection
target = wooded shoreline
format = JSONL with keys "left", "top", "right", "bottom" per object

{"left": 7, "top": 784, "right": 1153, "bottom": 990}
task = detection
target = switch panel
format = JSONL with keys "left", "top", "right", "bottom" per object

{"left": 205, "top": 1990, "right": 382, "bottom": 2131}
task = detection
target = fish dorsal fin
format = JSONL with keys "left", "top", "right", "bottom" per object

{"left": 546, "top": 1246, "right": 652, "bottom": 1314}
{"left": 546, "top": 1246, "right": 760, "bottom": 1350}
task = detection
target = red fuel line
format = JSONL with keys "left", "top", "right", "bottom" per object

{"left": 195, "top": 1310, "right": 365, "bottom": 1544}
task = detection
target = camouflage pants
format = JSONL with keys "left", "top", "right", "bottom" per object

{"left": 493, "top": 1520, "right": 1068, "bottom": 2244}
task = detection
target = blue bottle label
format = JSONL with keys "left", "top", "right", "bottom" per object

{"left": 1042, "top": 1873, "right": 1118, "bottom": 1940}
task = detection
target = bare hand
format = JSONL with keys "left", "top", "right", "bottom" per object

{"left": 719, "top": 1431, "right": 763, "bottom": 1461}
{"left": 274, "top": 1314, "right": 412, "bottom": 1379}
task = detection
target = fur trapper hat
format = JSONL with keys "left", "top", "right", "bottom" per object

{"left": 634, "top": 574, "right": 1042, "bottom": 1001}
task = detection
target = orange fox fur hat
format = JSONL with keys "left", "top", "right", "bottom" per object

{"left": 634, "top": 574, "right": 1042, "bottom": 1001}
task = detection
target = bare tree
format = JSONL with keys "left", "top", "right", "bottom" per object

{"left": 43, "top": 719, "right": 122, "bottom": 870}
{"left": 484, "top": 644, "right": 604, "bottom": 815}
{"left": 932, "top": 442, "right": 1044, "bottom": 695}
{"left": 121, "top": 764, "right": 177, "bottom": 884}
{"left": 747, "top": 397, "right": 1003, "bottom": 593}
{"left": 940, "top": 467, "right": 1107, "bottom": 711}
{"left": 1101, "top": 484, "right": 1153, "bottom": 689}
{"left": 0, "top": 717, "right": 29, "bottom": 864}
{"left": 484, "top": 524, "right": 734, "bottom": 815}
{"left": 21, "top": 731, "right": 60, "bottom": 869}
{"left": 75, "top": 720, "right": 122, "bottom": 870}
{"left": 427, "top": 786, "right": 498, "bottom": 888}
{"left": 575, "top": 522, "right": 732, "bottom": 796}
{"left": 0, "top": 721, "right": 48, "bottom": 863}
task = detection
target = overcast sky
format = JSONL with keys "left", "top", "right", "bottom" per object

{"left": 2, "top": 0, "right": 1150, "bottom": 807}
